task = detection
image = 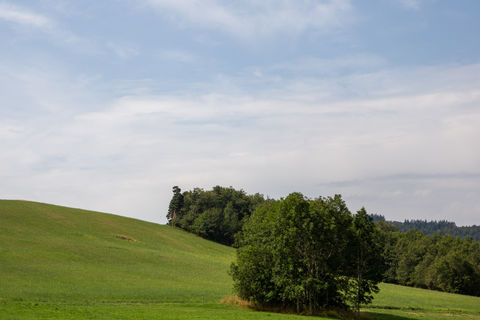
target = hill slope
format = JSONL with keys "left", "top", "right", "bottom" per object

{"left": 0, "top": 200, "right": 235, "bottom": 303}
{"left": 1, "top": 200, "right": 480, "bottom": 320}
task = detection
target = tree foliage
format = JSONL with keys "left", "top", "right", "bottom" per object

{"left": 379, "top": 229, "right": 480, "bottom": 296}
{"left": 165, "top": 186, "right": 480, "bottom": 301}
{"left": 348, "top": 208, "right": 384, "bottom": 313}
{"left": 166, "top": 186, "right": 265, "bottom": 245}
{"left": 372, "top": 215, "right": 480, "bottom": 241}
{"left": 231, "top": 193, "right": 383, "bottom": 314}
{"left": 167, "top": 186, "right": 184, "bottom": 226}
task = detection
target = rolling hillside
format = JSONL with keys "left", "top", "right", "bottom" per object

{"left": 1, "top": 200, "right": 480, "bottom": 320}
{"left": 0, "top": 200, "right": 235, "bottom": 303}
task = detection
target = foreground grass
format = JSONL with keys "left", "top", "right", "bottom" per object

{"left": 364, "top": 282, "right": 480, "bottom": 319}
{"left": 0, "top": 302, "right": 339, "bottom": 320}
{"left": 1, "top": 200, "right": 480, "bottom": 319}
{"left": 2, "top": 290, "right": 480, "bottom": 320}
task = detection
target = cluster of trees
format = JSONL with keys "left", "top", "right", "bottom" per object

{"left": 166, "top": 186, "right": 265, "bottom": 245}
{"left": 166, "top": 186, "right": 480, "bottom": 311}
{"left": 371, "top": 215, "right": 480, "bottom": 241}
{"left": 231, "top": 193, "right": 383, "bottom": 314}
{"left": 379, "top": 225, "right": 480, "bottom": 296}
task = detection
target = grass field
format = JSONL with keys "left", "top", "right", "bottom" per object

{"left": 366, "top": 283, "right": 480, "bottom": 319}
{"left": 1, "top": 200, "right": 480, "bottom": 319}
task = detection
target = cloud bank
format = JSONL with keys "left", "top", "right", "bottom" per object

{"left": 1, "top": 60, "right": 479, "bottom": 225}
{"left": 1, "top": 1, "right": 479, "bottom": 226}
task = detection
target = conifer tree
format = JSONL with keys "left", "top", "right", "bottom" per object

{"left": 167, "top": 186, "right": 184, "bottom": 226}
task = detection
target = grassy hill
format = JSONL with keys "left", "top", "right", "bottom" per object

{"left": 0, "top": 200, "right": 234, "bottom": 303}
{"left": 1, "top": 200, "right": 480, "bottom": 320}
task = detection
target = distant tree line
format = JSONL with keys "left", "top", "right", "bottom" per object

{"left": 167, "top": 186, "right": 480, "bottom": 309}
{"left": 371, "top": 214, "right": 480, "bottom": 241}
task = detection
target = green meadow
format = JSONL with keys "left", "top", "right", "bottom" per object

{"left": 1, "top": 200, "right": 480, "bottom": 319}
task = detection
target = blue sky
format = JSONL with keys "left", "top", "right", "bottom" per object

{"left": 1, "top": 0, "right": 479, "bottom": 225}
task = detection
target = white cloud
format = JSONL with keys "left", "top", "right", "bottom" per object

{"left": 107, "top": 42, "right": 140, "bottom": 59}
{"left": 395, "top": 0, "right": 434, "bottom": 10}
{"left": 1, "top": 61, "right": 479, "bottom": 225}
{"left": 0, "top": 3, "right": 53, "bottom": 28}
{"left": 144, "top": 0, "right": 353, "bottom": 38}
{"left": 156, "top": 49, "right": 197, "bottom": 63}
{"left": 0, "top": 2, "right": 104, "bottom": 54}
{"left": 398, "top": 0, "right": 420, "bottom": 9}
{"left": 265, "top": 54, "right": 388, "bottom": 78}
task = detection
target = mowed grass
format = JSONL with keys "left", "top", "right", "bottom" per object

{"left": 0, "top": 200, "right": 234, "bottom": 303}
{"left": 1, "top": 200, "right": 480, "bottom": 320}
{"left": 364, "top": 282, "right": 480, "bottom": 319}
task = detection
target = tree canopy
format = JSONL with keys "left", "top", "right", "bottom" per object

{"left": 231, "top": 193, "right": 383, "bottom": 314}
{"left": 371, "top": 215, "right": 480, "bottom": 241}
{"left": 379, "top": 228, "right": 480, "bottom": 296}
{"left": 166, "top": 186, "right": 265, "bottom": 245}
{"left": 165, "top": 186, "right": 480, "bottom": 301}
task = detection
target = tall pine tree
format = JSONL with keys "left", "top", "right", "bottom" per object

{"left": 167, "top": 186, "right": 184, "bottom": 226}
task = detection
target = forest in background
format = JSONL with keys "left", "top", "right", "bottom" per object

{"left": 371, "top": 214, "right": 480, "bottom": 241}
{"left": 167, "top": 186, "right": 480, "bottom": 302}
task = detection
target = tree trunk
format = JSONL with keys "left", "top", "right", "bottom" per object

{"left": 309, "top": 293, "right": 312, "bottom": 314}
{"left": 356, "top": 249, "right": 362, "bottom": 319}
{"left": 172, "top": 210, "right": 177, "bottom": 227}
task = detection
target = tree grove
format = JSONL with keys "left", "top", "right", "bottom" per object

{"left": 230, "top": 192, "right": 383, "bottom": 314}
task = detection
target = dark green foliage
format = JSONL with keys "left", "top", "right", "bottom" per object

{"left": 230, "top": 201, "right": 279, "bottom": 306}
{"left": 372, "top": 215, "right": 480, "bottom": 297}
{"left": 370, "top": 214, "right": 386, "bottom": 223}
{"left": 231, "top": 193, "right": 384, "bottom": 314}
{"left": 167, "top": 186, "right": 265, "bottom": 245}
{"left": 349, "top": 208, "right": 384, "bottom": 313}
{"left": 372, "top": 215, "right": 480, "bottom": 241}
{"left": 167, "top": 186, "right": 184, "bottom": 225}
{"left": 166, "top": 186, "right": 480, "bottom": 302}
{"left": 378, "top": 228, "right": 480, "bottom": 297}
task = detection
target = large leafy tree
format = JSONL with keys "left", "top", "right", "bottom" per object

{"left": 231, "top": 201, "right": 279, "bottom": 306}
{"left": 231, "top": 192, "right": 382, "bottom": 314}
{"left": 348, "top": 208, "right": 384, "bottom": 314}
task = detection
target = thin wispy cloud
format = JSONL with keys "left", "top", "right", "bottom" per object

{"left": 398, "top": 0, "right": 420, "bottom": 10}
{"left": 0, "top": 3, "right": 52, "bottom": 28}
{"left": 1, "top": 59, "right": 479, "bottom": 224}
{"left": 107, "top": 42, "right": 140, "bottom": 59}
{"left": 0, "top": 2, "right": 97, "bottom": 53}
{"left": 156, "top": 49, "right": 197, "bottom": 63}
{"left": 395, "top": 0, "right": 433, "bottom": 10}
{"left": 145, "top": 0, "right": 353, "bottom": 38}
{"left": 0, "top": 3, "right": 125, "bottom": 56}
{"left": 267, "top": 54, "right": 388, "bottom": 77}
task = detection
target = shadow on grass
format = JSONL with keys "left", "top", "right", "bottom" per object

{"left": 362, "top": 311, "right": 412, "bottom": 320}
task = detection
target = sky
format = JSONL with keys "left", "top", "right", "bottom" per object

{"left": 1, "top": 0, "right": 479, "bottom": 226}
